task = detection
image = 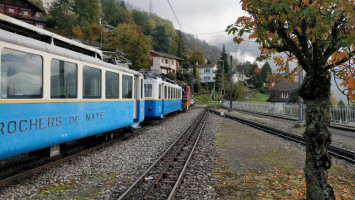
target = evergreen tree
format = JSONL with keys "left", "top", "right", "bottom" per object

{"left": 47, "top": 0, "right": 77, "bottom": 36}
{"left": 261, "top": 61, "right": 272, "bottom": 83}
{"left": 119, "top": 1, "right": 127, "bottom": 10}
{"left": 151, "top": 26, "right": 170, "bottom": 53}
{"left": 73, "top": 0, "right": 102, "bottom": 24}
{"left": 215, "top": 44, "right": 229, "bottom": 91}
{"left": 102, "top": 0, "right": 121, "bottom": 26}
{"left": 338, "top": 99, "right": 346, "bottom": 108}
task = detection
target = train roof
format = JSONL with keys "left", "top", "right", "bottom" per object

{"left": 0, "top": 14, "right": 141, "bottom": 76}
{"left": 144, "top": 77, "right": 180, "bottom": 87}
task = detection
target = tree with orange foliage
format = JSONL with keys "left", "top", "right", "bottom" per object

{"left": 227, "top": 1, "right": 355, "bottom": 199}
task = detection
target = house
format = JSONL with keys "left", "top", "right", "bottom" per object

{"left": 150, "top": 50, "right": 184, "bottom": 75}
{"left": 0, "top": 0, "right": 47, "bottom": 29}
{"left": 232, "top": 71, "right": 249, "bottom": 83}
{"left": 267, "top": 80, "right": 298, "bottom": 102}
{"left": 188, "top": 64, "right": 217, "bottom": 83}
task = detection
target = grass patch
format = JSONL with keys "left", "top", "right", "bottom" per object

{"left": 40, "top": 183, "right": 72, "bottom": 195}
{"left": 247, "top": 92, "right": 269, "bottom": 102}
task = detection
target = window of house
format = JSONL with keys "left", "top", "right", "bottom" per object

{"left": 161, "top": 58, "right": 164, "bottom": 63}
{"left": 144, "top": 84, "right": 152, "bottom": 98}
{"left": 165, "top": 59, "right": 168, "bottom": 64}
{"left": 172, "top": 60, "right": 174, "bottom": 65}
{"left": 36, "top": 24, "right": 43, "bottom": 29}
{"left": 281, "top": 92, "right": 289, "bottom": 99}
{"left": 83, "top": 66, "right": 101, "bottom": 98}
{"left": 106, "top": 71, "right": 119, "bottom": 99}
{"left": 1, "top": 48, "right": 43, "bottom": 99}
{"left": 122, "top": 75, "right": 132, "bottom": 98}
{"left": 8, "top": 8, "right": 14, "bottom": 13}
{"left": 23, "top": 10, "right": 29, "bottom": 16}
{"left": 51, "top": 59, "right": 77, "bottom": 98}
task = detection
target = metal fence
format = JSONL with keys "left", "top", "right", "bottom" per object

{"left": 222, "top": 101, "right": 355, "bottom": 126}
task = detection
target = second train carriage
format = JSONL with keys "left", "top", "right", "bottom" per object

{"left": 0, "top": 13, "right": 145, "bottom": 160}
{"left": 144, "top": 77, "right": 182, "bottom": 118}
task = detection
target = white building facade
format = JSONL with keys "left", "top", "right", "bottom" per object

{"left": 150, "top": 51, "right": 183, "bottom": 75}
{"left": 188, "top": 64, "right": 217, "bottom": 83}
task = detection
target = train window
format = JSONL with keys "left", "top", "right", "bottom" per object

{"left": 144, "top": 84, "right": 152, "bottom": 98}
{"left": 51, "top": 59, "right": 77, "bottom": 98}
{"left": 164, "top": 86, "right": 167, "bottom": 99}
{"left": 168, "top": 87, "right": 171, "bottom": 99}
{"left": 141, "top": 79, "right": 143, "bottom": 99}
{"left": 1, "top": 48, "right": 42, "bottom": 99}
{"left": 159, "top": 84, "right": 161, "bottom": 99}
{"left": 122, "top": 75, "right": 132, "bottom": 99}
{"left": 83, "top": 66, "right": 101, "bottom": 98}
{"left": 106, "top": 71, "right": 119, "bottom": 99}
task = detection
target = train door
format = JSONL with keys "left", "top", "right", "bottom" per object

{"left": 133, "top": 76, "right": 137, "bottom": 121}
{"left": 133, "top": 75, "right": 141, "bottom": 122}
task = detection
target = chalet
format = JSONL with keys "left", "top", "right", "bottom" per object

{"left": 232, "top": 71, "right": 248, "bottom": 83}
{"left": 188, "top": 64, "right": 217, "bottom": 83}
{"left": 150, "top": 50, "right": 184, "bottom": 75}
{"left": 267, "top": 80, "right": 298, "bottom": 102}
{"left": 0, "top": 0, "right": 47, "bottom": 28}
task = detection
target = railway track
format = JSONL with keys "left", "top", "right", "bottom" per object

{"left": 117, "top": 109, "right": 208, "bottom": 200}
{"left": 210, "top": 110, "right": 355, "bottom": 164}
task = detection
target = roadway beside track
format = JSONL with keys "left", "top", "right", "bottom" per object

{"left": 215, "top": 108, "right": 355, "bottom": 153}
{"left": 224, "top": 106, "right": 355, "bottom": 132}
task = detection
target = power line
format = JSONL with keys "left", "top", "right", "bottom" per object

{"left": 166, "top": 0, "right": 184, "bottom": 32}
{"left": 194, "top": 31, "right": 226, "bottom": 36}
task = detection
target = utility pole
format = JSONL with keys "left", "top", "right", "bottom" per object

{"left": 219, "top": 60, "right": 225, "bottom": 100}
{"left": 149, "top": 0, "right": 153, "bottom": 15}
{"left": 229, "top": 55, "right": 233, "bottom": 111}
{"left": 299, "top": 67, "right": 304, "bottom": 123}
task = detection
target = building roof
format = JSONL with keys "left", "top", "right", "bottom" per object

{"left": 188, "top": 64, "right": 216, "bottom": 69}
{"left": 236, "top": 63, "right": 256, "bottom": 76}
{"left": 150, "top": 50, "right": 184, "bottom": 61}
{"left": 270, "top": 80, "right": 298, "bottom": 92}
{"left": 196, "top": 64, "right": 216, "bottom": 69}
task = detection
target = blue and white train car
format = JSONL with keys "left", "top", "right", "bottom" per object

{"left": 144, "top": 77, "right": 182, "bottom": 118}
{"left": 0, "top": 14, "right": 145, "bottom": 160}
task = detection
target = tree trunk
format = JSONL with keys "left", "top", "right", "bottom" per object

{"left": 299, "top": 73, "right": 335, "bottom": 200}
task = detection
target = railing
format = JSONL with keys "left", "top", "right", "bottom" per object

{"left": 222, "top": 101, "right": 355, "bottom": 126}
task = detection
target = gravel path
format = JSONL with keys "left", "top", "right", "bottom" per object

{"left": 216, "top": 108, "right": 355, "bottom": 152}
{"left": 212, "top": 112, "right": 355, "bottom": 199}
{"left": 0, "top": 108, "right": 203, "bottom": 199}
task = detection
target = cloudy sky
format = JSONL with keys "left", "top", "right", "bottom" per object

{"left": 127, "top": 0, "right": 255, "bottom": 53}
{"left": 127, "top": 0, "right": 347, "bottom": 101}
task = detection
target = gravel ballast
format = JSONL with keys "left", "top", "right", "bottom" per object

{"left": 174, "top": 112, "right": 217, "bottom": 200}
{"left": 0, "top": 108, "right": 203, "bottom": 199}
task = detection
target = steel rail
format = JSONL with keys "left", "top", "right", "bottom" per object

{"left": 167, "top": 111, "right": 208, "bottom": 200}
{"left": 117, "top": 109, "right": 208, "bottom": 200}
{"left": 210, "top": 110, "right": 355, "bottom": 164}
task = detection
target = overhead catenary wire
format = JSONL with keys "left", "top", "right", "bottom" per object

{"left": 166, "top": 0, "right": 184, "bottom": 33}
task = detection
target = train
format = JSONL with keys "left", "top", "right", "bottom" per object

{"left": 0, "top": 13, "right": 191, "bottom": 161}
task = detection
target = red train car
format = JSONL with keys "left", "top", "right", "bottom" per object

{"left": 180, "top": 84, "right": 191, "bottom": 110}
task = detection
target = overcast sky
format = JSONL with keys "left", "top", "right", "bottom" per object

{"left": 128, "top": 0, "right": 244, "bottom": 45}
{"left": 127, "top": 0, "right": 347, "bottom": 102}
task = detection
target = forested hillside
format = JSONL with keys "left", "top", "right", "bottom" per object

{"left": 38, "top": 0, "right": 220, "bottom": 70}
